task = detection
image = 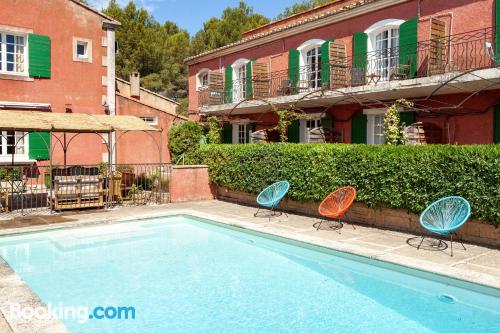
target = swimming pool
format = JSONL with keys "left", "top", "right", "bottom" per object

{"left": 0, "top": 215, "right": 499, "bottom": 332}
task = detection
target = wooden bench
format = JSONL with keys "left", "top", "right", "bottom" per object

{"left": 51, "top": 175, "right": 104, "bottom": 210}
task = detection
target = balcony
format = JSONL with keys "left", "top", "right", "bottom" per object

{"left": 198, "top": 27, "right": 499, "bottom": 114}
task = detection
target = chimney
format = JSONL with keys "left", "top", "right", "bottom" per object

{"left": 130, "top": 72, "right": 140, "bottom": 98}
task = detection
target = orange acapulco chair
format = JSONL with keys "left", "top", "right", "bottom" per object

{"left": 315, "top": 186, "right": 357, "bottom": 231}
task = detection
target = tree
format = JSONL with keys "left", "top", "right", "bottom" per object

{"left": 276, "top": 0, "right": 332, "bottom": 20}
{"left": 103, "top": 1, "right": 190, "bottom": 99}
{"left": 190, "top": 1, "right": 269, "bottom": 55}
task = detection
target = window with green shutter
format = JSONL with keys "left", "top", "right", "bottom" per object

{"left": 246, "top": 123, "right": 255, "bottom": 143}
{"left": 351, "top": 114, "right": 367, "bottom": 143}
{"left": 494, "top": 106, "right": 500, "bottom": 143}
{"left": 288, "top": 49, "right": 300, "bottom": 94}
{"left": 399, "top": 111, "right": 415, "bottom": 127}
{"left": 222, "top": 123, "right": 233, "bottom": 144}
{"left": 224, "top": 66, "right": 233, "bottom": 103}
{"left": 28, "top": 34, "right": 51, "bottom": 78}
{"left": 399, "top": 17, "right": 418, "bottom": 79}
{"left": 353, "top": 32, "right": 368, "bottom": 71}
{"left": 321, "top": 113, "right": 333, "bottom": 130}
{"left": 495, "top": 0, "right": 500, "bottom": 63}
{"left": 28, "top": 132, "right": 50, "bottom": 160}
{"left": 320, "top": 39, "right": 335, "bottom": 87}
{"left": 287, "top": 119, "right": 300, "bottom": 143}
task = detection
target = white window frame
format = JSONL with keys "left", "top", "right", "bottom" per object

{"left": 196, "top": 68, "right": 210, "bottom": 91}
{"left": 0, "top": 30, "right": 28, "bottom": 77}
{"left": 231, "top": 58, "right": 249, "bottom": 103}
{"left": 297, "top": 39, "right": 325, "bottom": 91}
{"left": 299, "top": 113, "right": 323, "bottom": 143}
{"left": 363, "top": 108, "right": 387, "bottom": 144}
{"left": 139, "top": 116, "right": 158, "bottom": 126}
{"left": 0, "top": 131, "right": 30, "bottom": 163}
{"left": 231, "top": 121, "right": 249, "bottom": 144}
{"left": 365, "top": 19, "right": 404, "bottom": 81}
{"left": 72, "top": 37, "right": 93, "bottom": 63}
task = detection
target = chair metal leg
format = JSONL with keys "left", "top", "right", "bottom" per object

{"left": 345, "top": 213, "right": 355, "bottom": 230}
{"left": 254, "top": 207, "right": 261, "bottom": 217}
{"left": 454, "top": 232, "right": 466, "bottom": 251}
{"left": 316, "top": 219, "right": 324, "bottom": 231}
{"left": 450, "top": 234, "right": 454, "bottom": 257}
{"left": 417, "top": 235, "right": 426, "bottom": 250}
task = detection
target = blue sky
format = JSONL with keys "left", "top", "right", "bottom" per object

{"left": 88, "top": 0, "right": 299, "bottom": 35}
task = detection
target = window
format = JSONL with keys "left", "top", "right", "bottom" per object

{"left": 299, "top": 114, "right": 322, "bottom": 142}
{"left": 76, "top": 41, "right": 88, "bottom": 59}
{"left": 196, "top": 69, "right": 210, "bottom": 91}
{"left": 297, "top": 39, "right": 325, "bottom": 91}
{"left": 231, "top": 123, "right": 249, "bottom": 144}
{"left": 374, "top": 28, "right": 399, "bottom": 79}
{"left": 73, "top": 37, "right": 92, "bottom": 63}
{"left": 0, "top": 33, "right": 26, "bottom": 75}
{"left": 139, "top": 116, "right": 158, "bottom": 125}
{"left": 0, "top": 131, "right": 28, "bottom": 161}
{"left": 364, "top": 109, "right": 386, "bottom": 144}
{"left": 306, "top": 47, "right": 322, "bottom": 89}
{"left": 234, "top": 64, "right": 247, "bottom": 102}
{"left": 365, "top": 19, "right": 404, "bottom": 81}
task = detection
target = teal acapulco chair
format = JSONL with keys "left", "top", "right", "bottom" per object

{"left": 417, "top": 196, "right": 471, "bottom": 256}
{"left": 254, "top": 181, "right": 290, "bottom": 218}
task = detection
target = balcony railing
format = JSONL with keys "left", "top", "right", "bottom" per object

{"left": 198, "top": 27, "right": 496, "bottom": 108}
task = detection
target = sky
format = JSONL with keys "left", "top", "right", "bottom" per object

{"left": 88, "top": 0, "right": 299, "bottom": 35}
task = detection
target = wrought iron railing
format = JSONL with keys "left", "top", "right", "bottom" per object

{"left": 0, "top": 163, "right": 171, "bottom": 217}
{"left": 198, "top": 27, "right": 496, "bottom": 108}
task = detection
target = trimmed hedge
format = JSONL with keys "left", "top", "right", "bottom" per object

{"left": 200, "top": 144, "right": 500, "bottom": 226}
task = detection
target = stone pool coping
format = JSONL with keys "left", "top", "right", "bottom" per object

{"left": 0, "top": 202, "right": 499, "bottom": 331}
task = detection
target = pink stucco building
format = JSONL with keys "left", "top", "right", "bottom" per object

{"left": 186, "top": 0, "right": 500, "bottom": 145}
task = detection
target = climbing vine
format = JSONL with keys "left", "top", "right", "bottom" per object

{"left": 383, "top": 99, "right": 414, "bottom": 145}
{"left": 207, "top": 116, "right": 222, "bottom": 144}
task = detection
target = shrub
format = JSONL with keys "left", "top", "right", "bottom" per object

{"left": 207, "top": 116, "right": 222, "bottom": 144}
{"left": 200, "top": 144, "right": 500, "bottom": 225}
{"left": 168, "top": 120, "right": 204, "bottom": 164}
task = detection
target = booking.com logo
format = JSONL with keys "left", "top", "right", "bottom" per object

{"left": 5, "top": 302, "right": 135, "bottom": 324}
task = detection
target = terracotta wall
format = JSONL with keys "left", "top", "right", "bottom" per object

{"left": 188, "top": 0, "right": 495, "bottom": 113}
{"left": 0, "top": 0, "right": 112, "bottom": 165}
{"left": 169, "top": 166, "right": 216, "bottom": 203}
{"left": 217, "top": 186, "right": 500, "bottom": 247}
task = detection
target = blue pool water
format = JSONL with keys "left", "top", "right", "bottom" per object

{"left": 0, "top": 216, "right": 499, "bottom": 332}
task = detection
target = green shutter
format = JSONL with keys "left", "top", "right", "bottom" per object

{"left": 246, "top": 61, "right": 254, "bottom": 99}
{"left": 224, "top": 66, "right": 233, "bottom": 103}
{"left": 399, "top": 111, "right": 415, "bottom": 126}
{"left": 287, "top": 119, "right": 300, "bottom": 143}
{"left": 496, "top": 0, "right": 500, "bottom": 63}
{"left": 321, "top": 113, "right": 333, "bottom": 130}
{"left": 222, "top": 123, "right": 233, "bottom": 144}
{"left": 288, "top": 49, "right": 300, "bottom": 94}
{"left": 321, "top": 39, "right": 335, "bottom": 87}
{"left": 494, "top": 106, "right": 500, "bottom": 143}
{"left": 28, "top": 132, "right": 50, "bottom": 160}
{"left": 353, "top": 32, "right": 368, "bottom": 71}
{"left": 351, "top": 114, "right": 367, "bottom": 144}
{"left": 28, "top": 34, "right": 51, "bottom": 78}
{"left": 246, "top": 123, "right": 255, "bottom": 143}
{"left": 399, "top": 17, "right": 418, "bottom": 79}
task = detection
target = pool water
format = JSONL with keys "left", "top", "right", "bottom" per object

{"left": 0, "top": 216, "right": 499, "bottom": 333}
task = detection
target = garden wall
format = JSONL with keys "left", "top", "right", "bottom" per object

{"left": 170, "top": 165, "right": 215, "bottom": 203}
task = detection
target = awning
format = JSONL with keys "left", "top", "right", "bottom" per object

{"left": 0, "top": 110, "right": 160, "bottom": 133}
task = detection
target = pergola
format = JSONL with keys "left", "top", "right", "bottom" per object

{"left": 0, "top": 109, "right": 162, "bottom": 166}
{"left": 0, "top": 110, "right": 164, "bottom": 213}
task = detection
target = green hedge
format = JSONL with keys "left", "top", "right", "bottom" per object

{"left": 200, "top": 144, "right": 500, "bottom": 226}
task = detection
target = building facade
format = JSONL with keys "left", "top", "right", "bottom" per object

{"left": 186, "top": 0, "right": 500, "bottom": 145}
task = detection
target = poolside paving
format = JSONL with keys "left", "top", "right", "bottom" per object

{"left": 0, "top": 200, "right": 499, "bottom": 332}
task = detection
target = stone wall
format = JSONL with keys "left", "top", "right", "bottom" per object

{"left": 216, "top": 186, "right": 500, "bottom": 247}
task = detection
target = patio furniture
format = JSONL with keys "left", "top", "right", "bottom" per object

{"left": 0, "top": 190, "right": 7, "bottom": 212}
{"left": 351, "top": 68, "right": 366, "bottom": 86}
{"left": 107, "top": 171, "right": 123, "bottom": 204}
{"left": 390, "top": 62, "right": 412, "bottom": 80}
{"left": 51, "top": 175, "right": 104, "bottom": 210}
{"left": 417, "top": 196, "right": 470, "bottom": 256}
{"left": 254, "top": 181, "right": 290, "bottom": 218}
{"left": 367, "top": 73, "right": 381, "bottom": 84}
{"left": 277, "top": 80, "right": 291, "bottom": 96}
{"left": 316, "top": 186, "right": 356, "bottom": 231}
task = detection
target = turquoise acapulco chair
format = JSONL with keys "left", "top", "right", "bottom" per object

{"left": 417, "top": 196, "right": 471, "bottom": 256}
{"left": 254, "top": 181, "right": 290, "bottom": 218}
